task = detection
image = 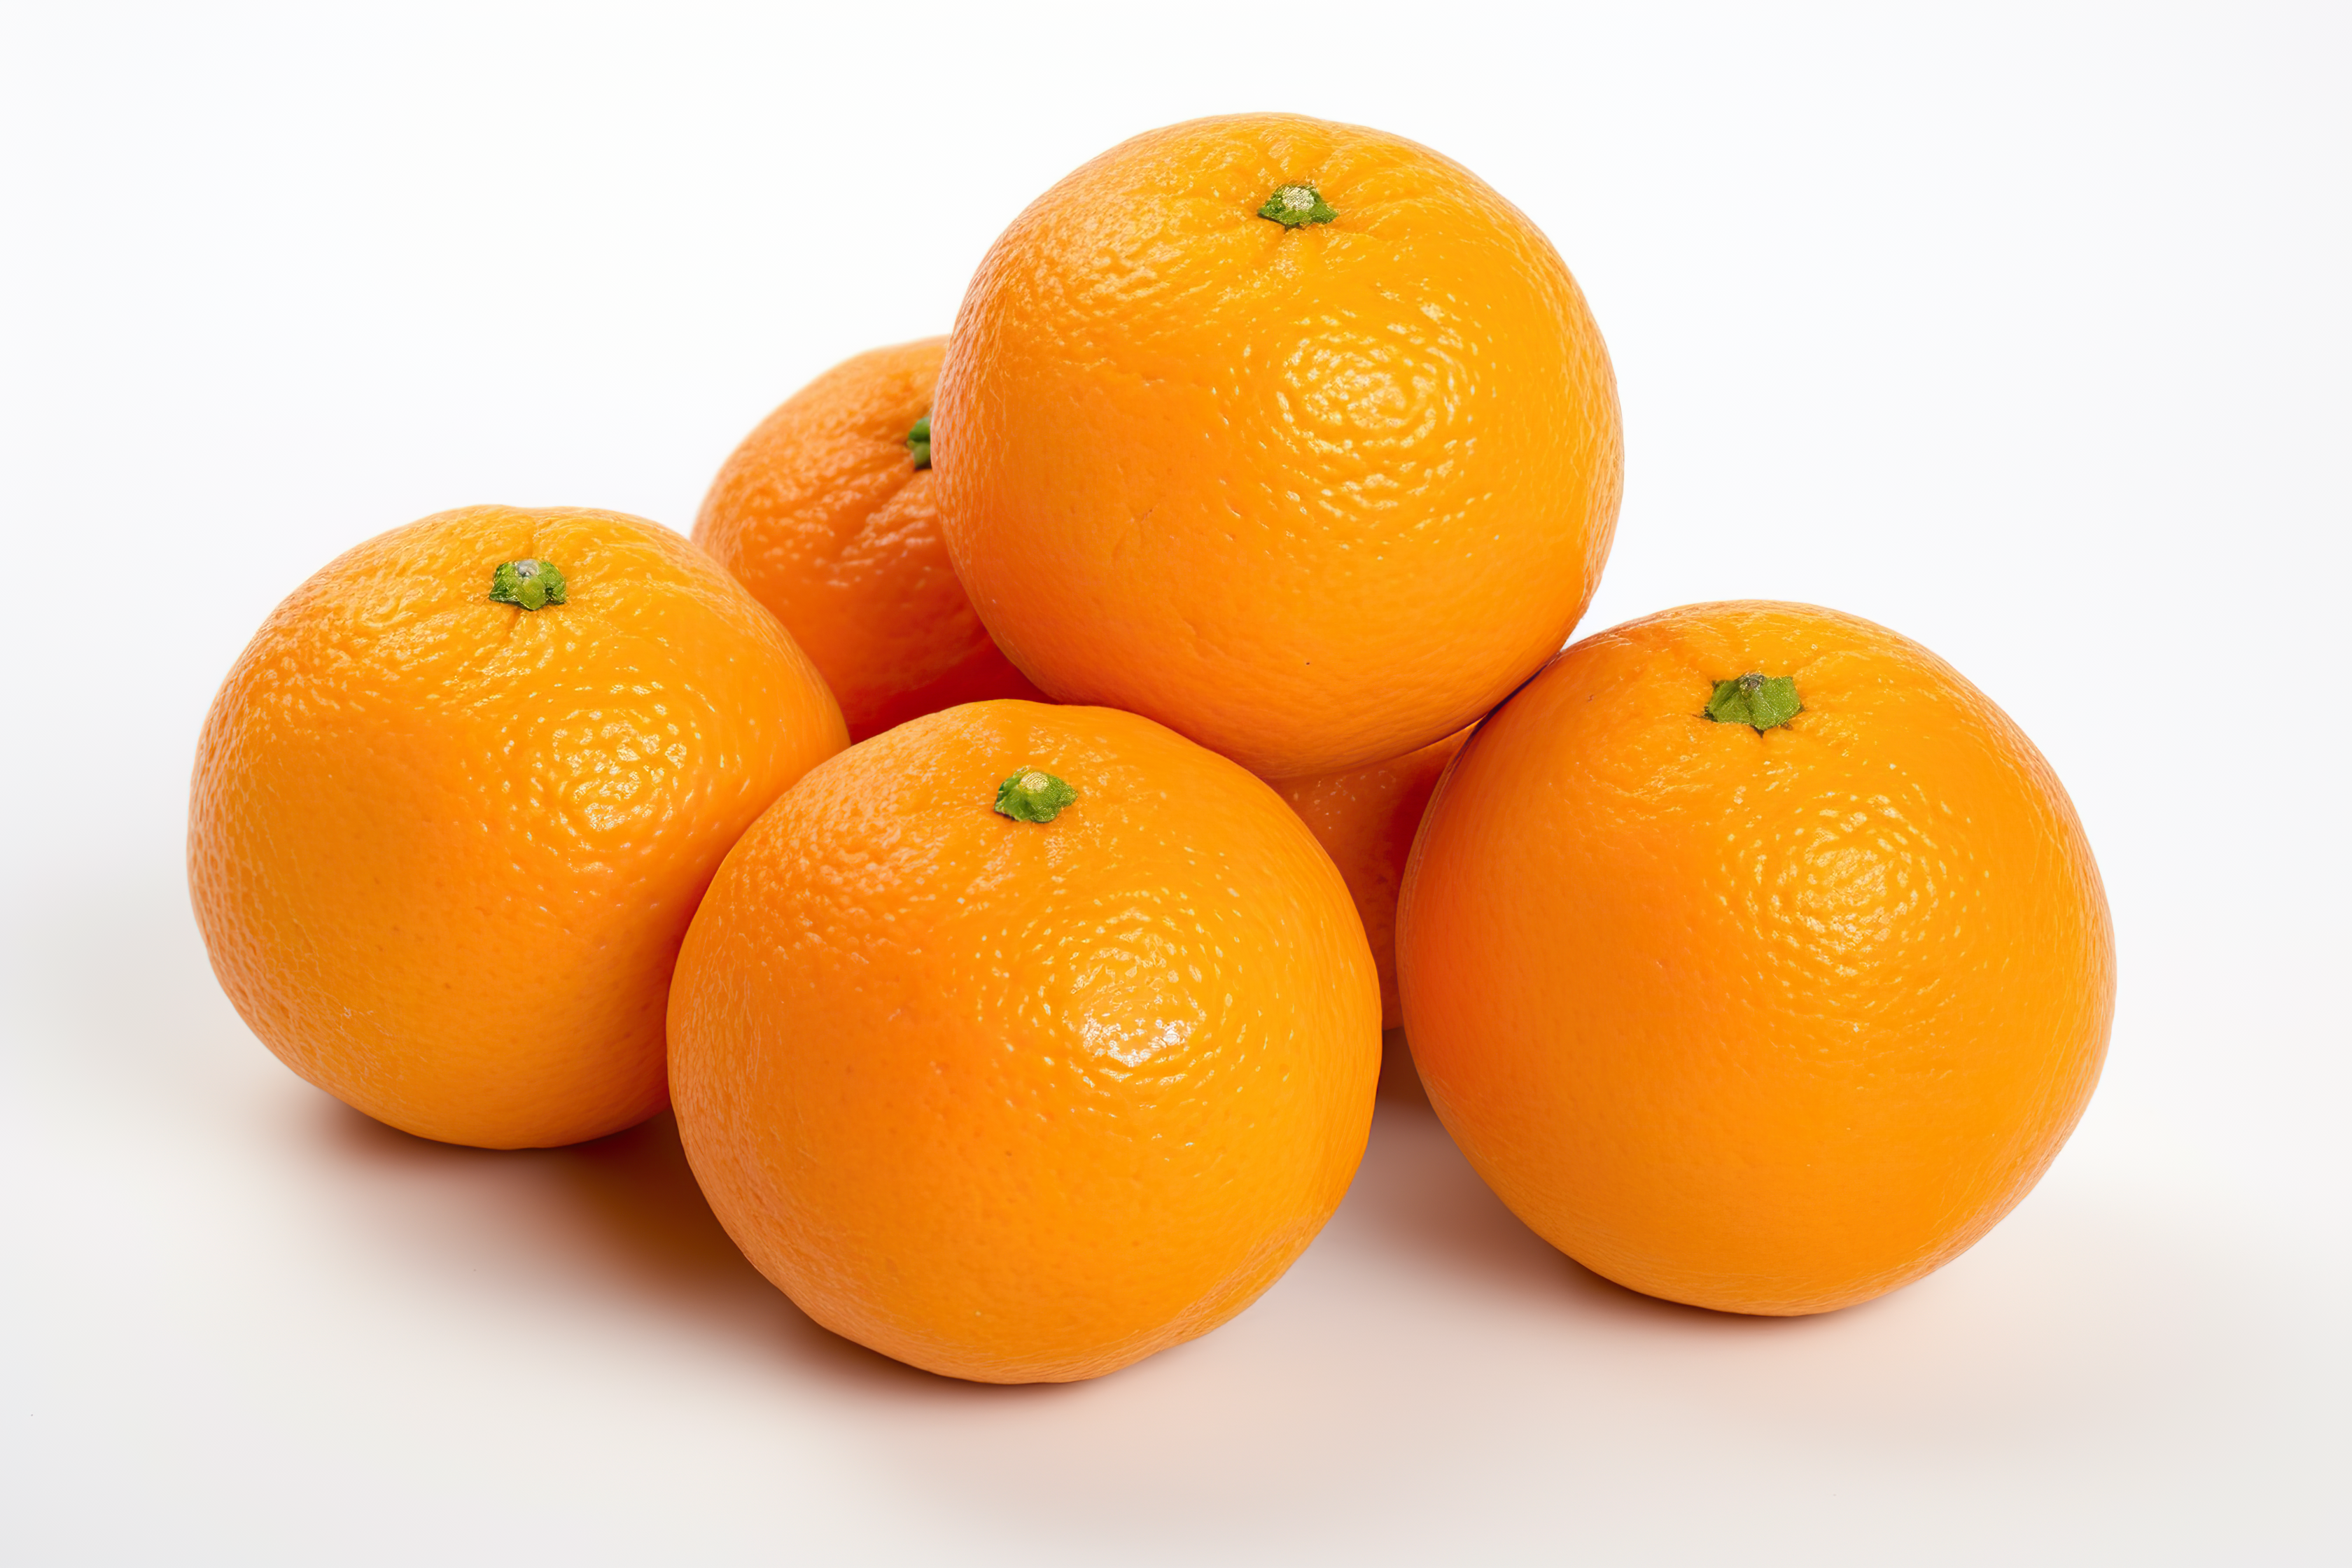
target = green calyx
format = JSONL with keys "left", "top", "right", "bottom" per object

{"left": 1258, "top": 183, "right": 1337, "bottom": 227}
{"left": 489, "top": 558, "right": 568, "bottom": 610}
{"left": 906, "top": 414, "right": 932, "bottom": 470}
{"left": 993, "top": 766, "right": 1077, "bottom": 824}
{"left": 1705, "top": 672, "right": 1802, "bottom": 731}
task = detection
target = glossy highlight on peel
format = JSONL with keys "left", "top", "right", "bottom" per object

{"left": 667, "top": 701, "right": 1382, "bottom": 1382}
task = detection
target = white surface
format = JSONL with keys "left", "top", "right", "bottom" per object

{"left": 4, "top": 3, "right": 2346, "bottom": 1562}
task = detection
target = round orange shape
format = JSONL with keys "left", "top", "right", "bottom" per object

{"left": 1398, "top": 603, "right": 2114, "bottom": 1315}
{"left": 694, "top": 337, "right": 1045, "bottom": 741}
{"left": 190, "top": 505, "right": 846, "bottom": 1149}
{"left": 935, "top": 112, "right": 1621, "bottom": 780}
{"left": 1272, "top": 727, "right": 1469, "bottom": 1030}
{"left": 669, "top": 701, "right": 1381, "bottom": 1382}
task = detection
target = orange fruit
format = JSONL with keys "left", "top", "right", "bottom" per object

{"left": 694, "top": 337, "right": 1046, "bottom": 741}
{"left": 189, "top": 505, "right": 846, "bottom": 1149}
{"left": 668, "top": 700, "right": 1381, "bottom": 1382}
{"left": 1397, "top": 602, "right": 2115, "bottom": 1315}
{"left": 1271, "top": 727, "right": 1470, "bottom": 1031}
{"left": 934, "top": 111, "right": 1621, "bottom": 780}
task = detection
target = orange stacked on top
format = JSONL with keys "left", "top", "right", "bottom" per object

{"left": 934, "top": 112, "right": 1622, "bottom": 780}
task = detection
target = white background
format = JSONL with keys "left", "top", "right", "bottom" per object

{"left": 4, "top": 3, "right": 2345, "bottom": 1561}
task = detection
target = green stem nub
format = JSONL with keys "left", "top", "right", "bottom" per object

{"left": 906, "top": 414, "right": 932, "bottom": 470}
{"left": 1258, "top": 183, "right": 1337, "bottom": 227}
{"left": 1705, "top": 671, "right": 1802, "bottom": 732}
{"left": 489, "top": 558, "right": 568, "bottom": 610}
{"left": 994, "top": 766, "right": 1077, "bottom": 823}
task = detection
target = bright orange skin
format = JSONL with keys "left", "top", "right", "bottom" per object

{"left": 935, "top": 113, "right": 1622, "bottom": 780}
{"left": 1398, "top": 603, "right": 2115, "bottom": 1315}
{"left": 1272, "top": 727, "right": 1469, "bottom": 1030}
{"left": 668, "top": 701, "right": 1381, "bottom": 1383}
{"left": 189, "top": 506, "right": 846, "bottom": 1149}
{"left": 694, "top": 337, "right": 1046, "bottom": 742}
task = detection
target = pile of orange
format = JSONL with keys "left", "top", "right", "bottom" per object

{"left": 190, "top": 113, "right": 2112, "bottom": 1382}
